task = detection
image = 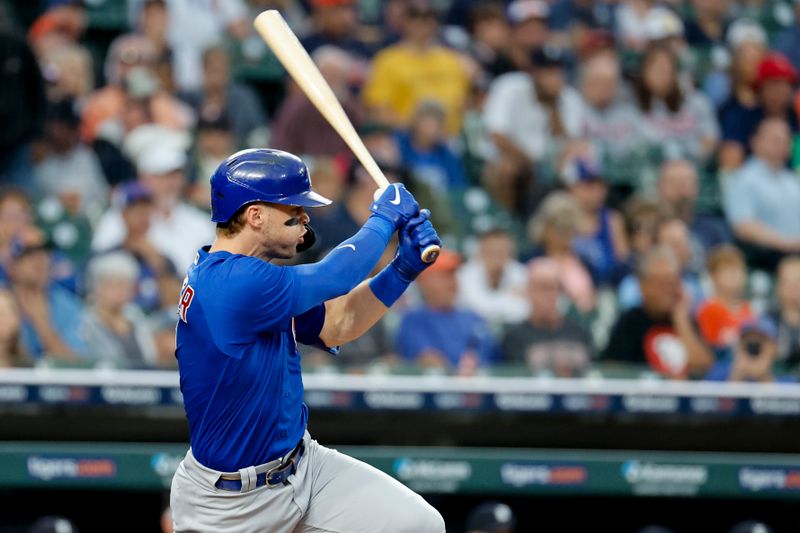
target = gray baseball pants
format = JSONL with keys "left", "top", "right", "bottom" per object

{"left": 170, "top": 431, "right": 445, "bottom": 533}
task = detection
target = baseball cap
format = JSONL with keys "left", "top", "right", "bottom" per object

{"left": 561, "top": 155, "right": 604, "bottom": 186}
{"left": 739, "top": 317, "right": 778, "bottom": 341}
{"left": 116, "top": 181, "right": 153, "bottom": 208}
{"left": 726, "top": 18, "right": 767, "bottom": 49}
{"left": 29, "top": 516, "right": 78, "bottom": 533}
{"left": 644, "top": 8, "right": 684, "bottom": 41}
{"left": 311, "top": 0, "right": 355, "bottom": 7}
{"left": 755, "top": 52, "right": 797, "bottom": 87}
{"left": 465, "top": 502, "right": 516, "bottom": 533}
{"left": 507, "top": 0, "right": 550, "bottom": 24}
{"left": 137, "top": 146, "right": 187, "bottom": 175}
{"left": 530, "top": 46, "right": 567, "bottom": 68}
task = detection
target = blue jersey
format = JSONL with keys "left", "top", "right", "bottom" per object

{"left": 176, "top": 246, "right": 327, "bottom": 472}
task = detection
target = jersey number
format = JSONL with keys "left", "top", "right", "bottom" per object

{"left": 178, "top": 285, "right": 195, "bottom": 323}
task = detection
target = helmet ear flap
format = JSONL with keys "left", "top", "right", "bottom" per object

{"left": 296, "top": 224, "right": 316, "bottom": 253}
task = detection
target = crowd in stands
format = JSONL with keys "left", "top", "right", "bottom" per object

{"left": 2, "top": 0, "right": 800, "bottom": 384}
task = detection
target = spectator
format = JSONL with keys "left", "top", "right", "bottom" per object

{"left": 483, "top": 46, "right": 583, "bottom": 215}
{"left": 187, "top": 113, "right": 235, "bottom": 210}
{"left": 179, "top": 45, "right": 267, "bottom": 149}
{"left": 618, "top": 217, "right": 705, "bottom": 312}
{"left": 683, "top": 0, "right": 731, "bottom": 47}
{"left": 301, "top": 0, "right": 371, "bottom": 60}
{"left": 0, "top": 26, "right": 46, "bottom": 187}
{"left": 109, "top": 182, "right": 178, "bottom": 314}
{"left": 81, "top": 35, "right": 194, "bottom": 144}
{"left": 396, "top": 250, "right": 497, "bottom": 373}
{"left": 705, "top": 317, "right": 793, "bottom": 382}
{"left": 622, "top": 195, "right": 664, "bottom": 265}
{"left": 362, "top": 0, "right": 470, "bottom": 136}
{"left": 0, "top": 288, "right": 27, "bottom": 368}
{"left": 465, "top": 2, "right": 515, "bottom": 79}
{"left": 502, "top": 258, "right": 593, "bottom": 377}
{"left": 769, "top": 255, "right": 800, "bottom": 373}
{"left": 0, "top": 188, "right": 36, "bottom": 282}
{"left": 465, "top": 501, "right": 516, "bottom": 533}
{"left": 696, "top": 245, "right": 754, "bottom": 351}
{"left": 724, "top": 117, "right": 800, "bottom": 271}
{"left": 656, "top": 159, "right": 731, "bottom": 272}
{"left": 151, "top": 311, "right": 178, "bottom": 369}
{"left": 717, "top": 21, "right": 768, "bottom": 169}
{"left": 458, "top": 228, "right": 529, "bottom": 327}
{"left": 79, "top": 252, "right": 156, "bottom": 367}
{"left": 131, "top": 0, "right": 173, "bottom": 92}
{"left": 506, "top": 0, "right": 552, "bottom": 69}
{"left": 528, "top": 192, "right": 595, "bottom": 314}
{"left": 27, "top": 1, "right": 87, "bottom": 59}
{"left": 562, "top": 151, "right": 629, "bottom": 285}
{"left": 6, "top": 234, "right": 86, "bottom": 361}
{"left": 41, "top": 44, "right": 94, "bottom": 104}
{"left": 634, "top": 42, "right": 720, "bottom": 163}
{"left": 578, "top": 50, "right": 645, "bottom": 199}
{"left": 773, "top": 1, "right": 800, "bottom": 73}
{"left": 396, "top": 100, "right": 467, "bottom": 194}
{"left": 92, "top": 146, "right": 215, "bottom": 272}
{"left": 720, "top": 52, "right": 799, "bottom": 169}
{"left": 271, "top": 46, "right": 362, "bottom": 157}
{"left": 602, "top": 246, "right": 713, "bottom": 377}
{"left": 33, "top": 99, "right": 109, "bottom": 218}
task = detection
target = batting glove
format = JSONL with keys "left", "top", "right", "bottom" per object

{"left": 392, "top": 209, "right": 442, "bottom": 282}
{"left": 369, "top": 183, "right": 420, "bottom": 231}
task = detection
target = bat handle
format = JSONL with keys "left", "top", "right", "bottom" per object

{"left": 421, "top": 244, "right": 441, "bottom": 264}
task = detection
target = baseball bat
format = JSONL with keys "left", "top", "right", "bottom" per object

{"left": 253, "top": 10, "right": 440, "bottom": 263}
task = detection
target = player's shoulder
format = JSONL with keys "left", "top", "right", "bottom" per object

{"left": 195, "top": 252, "right": 290, "bottom": 294}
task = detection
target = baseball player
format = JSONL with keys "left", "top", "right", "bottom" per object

{"left": 170, "top": 148, "right": 445, "bottom": 533}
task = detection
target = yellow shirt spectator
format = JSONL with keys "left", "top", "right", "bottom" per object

{"left": 363, "top": 44, "right": 470, "bottom": 136}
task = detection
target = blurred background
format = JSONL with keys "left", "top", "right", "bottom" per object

{"left": 1, "top": 0, "right": 800, "bottom": 531}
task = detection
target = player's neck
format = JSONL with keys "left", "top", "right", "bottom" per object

{"left": 209, "top": 236, "right": 262, "bottom": 259}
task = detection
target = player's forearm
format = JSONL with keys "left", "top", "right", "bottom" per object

{"left": 291, "top": 217, "right": 393, "bottom": 315}
{"left": 319, "top": 280, "right": 389, "bottom": 346}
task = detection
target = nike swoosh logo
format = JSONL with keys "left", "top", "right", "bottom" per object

{"left": 335, "top": 244, "right": 356, "bottom": 252}
{"left": 389, "top": 184, "right": 401, "bottom": 205}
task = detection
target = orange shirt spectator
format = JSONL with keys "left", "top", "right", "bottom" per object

{"left": 696, "top": 245, "right": 753, "bottom": 348}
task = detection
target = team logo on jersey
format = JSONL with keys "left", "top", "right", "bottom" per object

{"left": 178, "top": 285, "right": 195, "bottom": 323}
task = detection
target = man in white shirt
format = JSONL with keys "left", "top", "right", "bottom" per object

{"left": 92, "top": 146, "right": 215, "bottom": 272}
{"left": 482, "top": 45, "right": 583, "bottom": 215}
{"left": 457, "top": 227, "right": 529, "bottom": 329}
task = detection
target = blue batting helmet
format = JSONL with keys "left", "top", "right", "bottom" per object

{"left": 210, "top": 148, "right": 332, "bottom": 223}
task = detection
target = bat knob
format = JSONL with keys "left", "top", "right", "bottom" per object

{"left": 421, "top": 244, "right": 441, "bottom": 264}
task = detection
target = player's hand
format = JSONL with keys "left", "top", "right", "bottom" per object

{"left": 369, "top": 183, "right": 419, "bottom": 230}
{"left": 392, "top": 209, "right": 441, "bottom": 282}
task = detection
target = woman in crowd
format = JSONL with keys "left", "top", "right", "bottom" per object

{"left": 80, "top": 251, "right": 156, "bottom": 367}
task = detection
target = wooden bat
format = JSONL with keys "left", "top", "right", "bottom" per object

{"left": 253, "top": 10, "right": 440, "bottom": 263}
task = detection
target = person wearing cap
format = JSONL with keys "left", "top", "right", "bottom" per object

{"left": 506, "top": 0, "right": 552, "bottom": 66}
{"left": 717, "top": 19, "right": 768, "bottom": 170}
{"left": 562, "top": 148, "right": 629, "bottom": 285}
{"left": 705, "top": 316, "right": 794, "bottom": 382}
{"left": 6, "top": 231, "right": 87, "bottom": 361}
{"left": 79, "top": 251, "right": 157, "bottom": 367}
{"left": 396, "top": 249, "right": 497, "bottom": 372}
{"left": 634, "top": 42, "right": 720, "bottom": 163}
{"left": 724, "top": 117, "right": 800, "bottom": 271}
{"left": 483, "top": 45, "right": 583, "bottom": 215}
{"left": 457, "top": 227, "right": 529, "bottom": 328}
{"left": 92, "top": 146, "right": 215, "bottom": 272}
{"left": 501, "top": 257, "right": 592, "bottom": 377}
{"left": 362, "top": 0, "right": 471, "bottom": 137}
{"left": 271, "top": 45, "right": 363, "bottom": 158}
{"left": 465, "top": 501, "right": 516, "bottom": 533}
{"left": 300, "top": 0, "right": 371, "bottom": 60}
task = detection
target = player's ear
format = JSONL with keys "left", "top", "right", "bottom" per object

{"left": 244, "top": 204, "right": 265, "bottom": 229}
